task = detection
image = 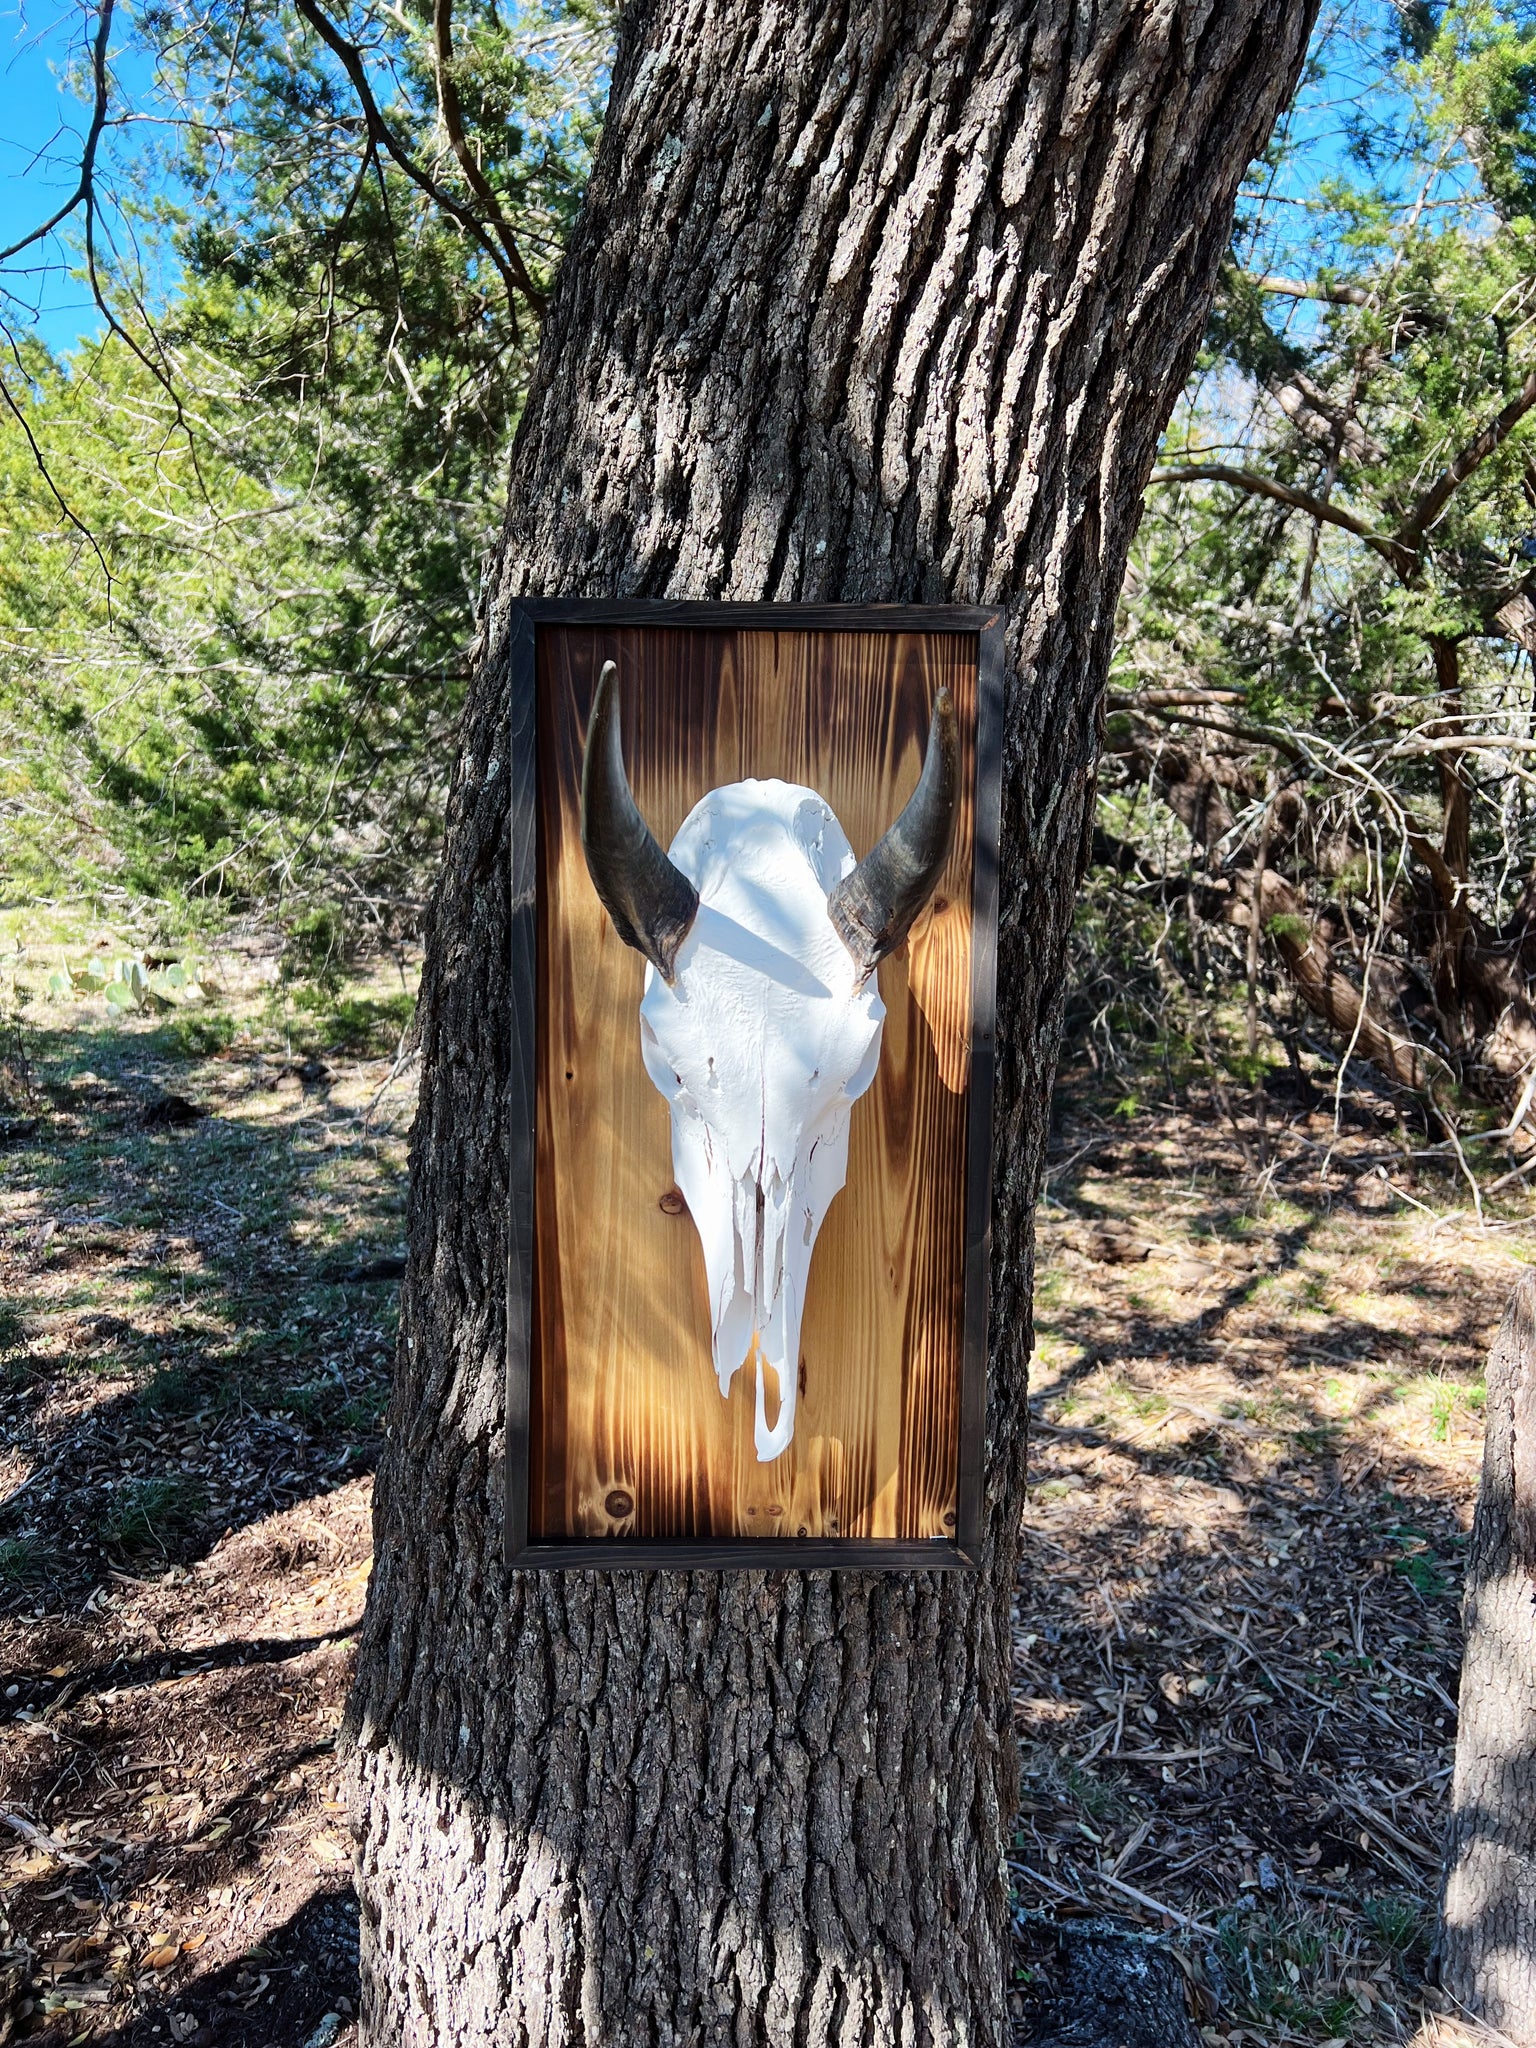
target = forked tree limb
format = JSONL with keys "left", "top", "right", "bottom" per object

{"left": 293, "top": 0, "right": 543, "bottom": 317}
{"left": 1153, "top": 366, "right": 1536, "bottom": 585}
{"left": 1222, "top": 867, "right": 1453, "bottom": 1097}
{"left": 0, "top": 0, "right": 114, "bottom": 265}
{"left": 1147, "top": 462, "right": 1412, "bottom": 571}
{"left": 1399, "top": 368, "right": 1536, "bottom": 552}
{"left": 429, "top": 0, "right": 545, "bottom": 322}
{"left": 1112, "top": 728, "right": 1536, "bottom": 1120}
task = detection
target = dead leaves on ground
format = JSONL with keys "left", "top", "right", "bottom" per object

{"left": 1014, "top": 1087, "right": 1532, "bottom": 2045}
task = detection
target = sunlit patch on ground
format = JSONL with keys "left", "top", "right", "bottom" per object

{"left": 1013, "top": 1077, "right": 1532, "bottom": 2045}
{"left": 1, "top": 919, "right": 413, "bottom": 2043}
{"left": 5, "top": 927, "right": 1535, "bottom": 2045}
{"left": 3, "top": 1484, "right": 369, "bottom": 2043}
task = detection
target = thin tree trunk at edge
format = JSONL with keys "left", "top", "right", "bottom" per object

{"left": 344, "top": 5, "right": 1316, "bottom": 2042}
{"left": 1439, "top": 1272, "right": 1536, "bottom": 2044}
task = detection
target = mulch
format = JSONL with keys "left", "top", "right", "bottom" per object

{"left": 2, "top": 1001, "right": 1530, "bottom": 2044}
{"left": 1008, "top": 1074, "right": 1531, "bottom": 2046}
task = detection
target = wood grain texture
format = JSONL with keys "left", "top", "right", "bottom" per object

{"left": 532, "top": 623, "right": 978, "bottom": 1543}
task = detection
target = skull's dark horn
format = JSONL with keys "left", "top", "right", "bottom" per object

{"left": 580, "top": 659, "right": 699, "bottom": 984}
{"left": 828, "top": 688, "right": 959, "bottom": 976}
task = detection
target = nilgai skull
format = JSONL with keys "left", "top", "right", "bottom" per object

{"left": 581, "top": 661, "right": 957, "bottom": 1462}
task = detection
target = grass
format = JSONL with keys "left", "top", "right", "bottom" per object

{"left": 0, "top": 1535, "right": 48, "bottom": 1583}
{"left": 0, "top": 913, "right": 414, "bottom": 1602}
{"left": 1217, "top": 1898, "right": 1433, "bottom": 2037}
{"left": 1423, "top": 1374, "right": 1486, "bottom": 1443}
{"left": 103, "top": 1475, "right": 208, "bottom": 1553}
{"left": 287, "top": 987, "right": 415, "bottom": 1058}
{"left": 1390, "top": 1548, "right": 1451, "bottom": 1600}
{"left": 1363, "top": 1894, "right": 1432, "bottom": 1955}
{"left": 0, "top": 1301, "right": 24, "bottom": 1357}
{"left": 134, "top": 1364, "right": 205, "bottom": 1416}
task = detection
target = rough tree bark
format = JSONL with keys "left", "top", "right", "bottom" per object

{"left": 1438, "top": 1271, "right": 1536, "bottom": 2043}
{"left": 345, "top": 5, "right": 1316, "bottom": 2042}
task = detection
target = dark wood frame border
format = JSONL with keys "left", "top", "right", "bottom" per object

{"left": 503, "top": 600, "right": 1003, "bottom": 1570}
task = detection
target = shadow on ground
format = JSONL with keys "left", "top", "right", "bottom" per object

{"left": 1, "top": 1008, "right": 410, "bottom": 1612}
{"left": 1005, "top": 1075, "right": 1530, "bottom": 2043}
{"left": 53, "top": 1887, "right": 359, "bottom": 2048}
{"left": 1, "top": 978, "right": 407, "bottom": 2043}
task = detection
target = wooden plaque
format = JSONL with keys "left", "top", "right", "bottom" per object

{"left": 505, "top": 602, "right": 1001, "bottom": 1568}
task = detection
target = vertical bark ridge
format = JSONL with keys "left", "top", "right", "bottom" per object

{"left": 1438, "top": 1272, "right": 1536, "bottom": 2039}
{"left": 348, "top": 2, "right": 1316, "bottom": 2043}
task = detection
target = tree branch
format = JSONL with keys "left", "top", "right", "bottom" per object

{"left": 1249, "top": 273, "right": 1369, "bottom": 307}
{"left": 1105, "top": 687, "right": 1246, "bottom": 710}
{"left": 430, "top": 0, "right": 544, "bottom": 317}
{"left": 1395, "top": 367, "right": 1536, "bottom": 551}
{"left": 293, "top": 0, "right": 542, "bottom": 319}
{"left": 0, "top": 0, "right": 114, "bottom": 266}
{"left": 0, "top": 361, "right": 112, "bottom": 588}
{"left": 1158, "top": 360, "right": 1536, "bottom": 588}
{"left": 1148, "top": 463, "right": 1412, "bottom": 572}
{"left": 1111, "top": 700, "right": 1309, "bottom": 764}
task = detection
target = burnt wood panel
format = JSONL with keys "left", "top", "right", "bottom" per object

{"left": 522, "top": 613, "right": 987, "bottom": 1554}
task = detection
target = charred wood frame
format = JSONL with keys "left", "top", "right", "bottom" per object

{"left": 503, "top": 599, "right": 1003, "bottom": 1569}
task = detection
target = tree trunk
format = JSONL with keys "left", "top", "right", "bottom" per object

{"left": 345, "top": 4, "right": 1316, "bottom": 2042}
{"left": 1438, "top": 1271, "right": 1536, "bottom": 2043}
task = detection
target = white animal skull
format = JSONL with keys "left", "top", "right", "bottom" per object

{"left": 638, "top": 782, "right": 883, "bottom": 1459}
{"left": 581, "top": 662, "right": 957, "bottom": 1462}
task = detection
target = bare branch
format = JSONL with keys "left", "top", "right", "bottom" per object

{"left": 1148, "top": 463, "right": 1412, "bottom": 571}
{"left": 293, "top": 0, "right": 544, "bottom": 320}
{"left": 1106, "top": 700, "right": 1308, "bottom": 765}
{"left": 0, "top": 0, "right": 114, "bottom": 266}
{"left": 1248, "top": 273, "right": 1370, "bottom": 306}
{"left": 0, "top": 360, "right": 112, "bottom": 588}
{"left": 1106, "top": 687, "right": 1247, "bottom": 710}
{"left": 430, "top": 0, "right": 543, "bottom": 318}
{"left": 1160, "top": 351, "right": 1536, "bottom": 586}
{"left": 1388, "top": 733, "right": 1536, "bottom": 757}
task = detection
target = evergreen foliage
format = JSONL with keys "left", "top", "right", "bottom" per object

{"left": 4, "top": 0, "right": 1535, "bottom": 1176}
{"left": 1098, "top": 1, "right": 1536, "bottom": 1162}
{"left": 1, "top": 0, "right": 609, "bottom": 956}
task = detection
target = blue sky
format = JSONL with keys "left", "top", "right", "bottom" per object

{"left": 1241, "top": 3, "right": 1481, "bottom": 271}
{"left": 0, "top": 0, "right": 160, "bottom": 351}
{"left": 0, "top": 0, "right": 1483, "bottom": 362}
